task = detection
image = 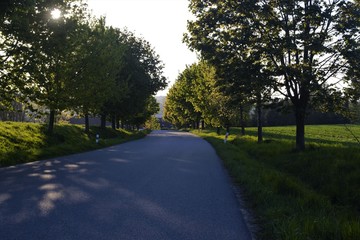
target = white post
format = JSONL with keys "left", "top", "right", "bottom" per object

{"left": 224, "top": 132, "right": 229, "bottom": 143}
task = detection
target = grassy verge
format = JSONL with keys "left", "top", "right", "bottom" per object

{"left": 0, "top": 122, "right": 148, "bottom": 167}
{"left": 192, "top": 125, "right": 360, "bottom": 240}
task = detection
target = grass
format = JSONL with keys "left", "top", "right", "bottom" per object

{"left": 0, "top": 122, "right": 148, "bottom": 167}
{"left": 192, "top": 125, "right": 360, "bottom": 240}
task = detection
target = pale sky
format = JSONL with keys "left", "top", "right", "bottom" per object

{"left": 86, "top": 0, "right": 198, "bottom": 96}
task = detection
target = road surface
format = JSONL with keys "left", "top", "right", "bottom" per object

{"left": 0, "top": 130, "right": 252, "bottom": 240}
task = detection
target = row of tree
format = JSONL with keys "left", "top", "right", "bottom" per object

{"left": 166, "top": 0, "right": 360, "bottom": 151}
{"left": 164, "top": 61, "right": 243, "bottom": 131}
{"left": 0, "top": 0, "right": 167, "bottom": 133}
{"left": 164, "top": 59, "right": 352, "bottom": 132}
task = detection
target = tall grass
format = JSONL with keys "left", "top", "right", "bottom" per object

{"left": 0, "top": 122, "right": 147, "bottom": 167}
{"left": 193, "top": 125, "right": 360, "bottom": 239}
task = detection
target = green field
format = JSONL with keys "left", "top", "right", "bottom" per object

{"left": 0, "top": 122, "right": 147, "bottom": 167}
{"left": 193, "top": 125, "right": 360, "bottom": 240}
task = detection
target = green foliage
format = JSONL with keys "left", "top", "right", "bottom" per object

{"left": 1, "top": 0, "right": 167, "bottom": 131}
{"left": 0, "top": 121, "right": 147, "bottom": 167}
{"left": 0, "top": 0, "right": 41, "bottom": 110}
{"left": 1, "top": 0, "right": 93, "bottom": 132}
{"left": 164, "top": 74, "right": 199, "bottom": 128}
{"left": 145, "top": 116, "right": 161, "bottom": 130}
{"left": 193, "top": 125, "right": 360, "bottom": 239}
{"left": 69, "top": 18, "right": 127, "bottom": 119}
{"left": 164, "top": 61, "right": 240, "bottom": 129}
{"left": 104, "top": 29, "right": 167, "bottom": 127}
{"left": 128, "top": 96, "right": 160, "bottom": 128}
{"left": 183, "top": 61, "right": 231, "bottom": 127}
{"left": 185, "top": 0, "right": 360, "bottom": 150}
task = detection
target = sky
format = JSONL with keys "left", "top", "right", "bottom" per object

{"left": 86, "top": 0, "right": 198, "bottom": 96}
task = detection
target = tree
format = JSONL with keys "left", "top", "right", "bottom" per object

{"left": 186, "top": 0, "right": 360, "bottom": 150}
{"left": 0, "top": 34, "right": 22, "bottom": 111}
{"left": 181, "top": 61, "right": 217, "bottom": 128}
{"left": 164, "top": 79, "right": 198, "bottom": 129}
{"left": 185, "top": 1, "right": 274, "bottom": 143}
{"left": 1, "top": 0, "right": 168, "bottom": 133}
{"left": 164, "top": 61, "right": 239, "bottom": 130}
{"left": 6, "top": 0, "right": 90, "bottom": 133}
{"left": 216, "top": 57, "right": 274, "bottom": 142}
{"left": 343, "top": 1, "right": 360, "bottom": 103}
{"left": 108, "top": 29, "right": 167, "bottom": 129}
{"left": 177, "top": 61, "right": 238, "bottom": 129}
{"left": 68, "top": 19, "right": 127, "bottom": 133}
{"left": 0, "top": 0, "right": 38, "bottom": 111}
{"left": 129, "top": 96, "right": 160, "bottom": 129}
{"left": 145, "top": 116, "right": 161, "bottom": 130}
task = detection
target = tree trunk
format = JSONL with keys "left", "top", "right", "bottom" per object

{"left": 201, "top": 120, "right": 205, "bottom": 130}
{"left": 111, "top": 115, "right": 116, "bottom": 130}
{"left": 240, "top": 105, "right": 245, "bottom": 135}
{"left": 100, "top": 114, "right": 106, "bottom": 129}
{"left": 85, "top": 113, "right": 90, "bottom": 133}
{"left": 292, "top": 77, "right": 310, "bottom": 151}
{"left": 295, "top": 107, "right": 306, "bottom": 151}
{"left": 256, "top": 94, "right": 263, "bottom": 143}
{"left": 256, "top": 102, "right": 263, "bottom": 143}
{"left": 116, "top": 116, "right": 120, "bottom": 129}
{"left": 48, "top": 109, "right": 55, "bottom": 134}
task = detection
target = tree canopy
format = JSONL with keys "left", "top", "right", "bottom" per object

{"left": 0, "top": 0, "right": 167, "bottom": 132}
{"left": 164, "top": 61, "right": 241, "bottom": 130}
{"left": 185, "top": 0, "right": 360, "bottom": 150}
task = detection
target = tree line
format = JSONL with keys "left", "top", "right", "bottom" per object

{"left": 0, "top": 0, "right": 167, "bottom": 133}
{"left": 164, "top": 61, "right": 243, "bottom": 132}
{"left": 165, "top": 0, "right": 360, "bottom": 151}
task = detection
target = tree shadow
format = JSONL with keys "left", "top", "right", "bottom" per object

{"left": 0, "top": 131, "right": 250, "bottom": 239}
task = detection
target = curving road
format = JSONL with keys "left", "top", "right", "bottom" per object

{"left": 0, "top": 130, "right": 251, "bottom": 240}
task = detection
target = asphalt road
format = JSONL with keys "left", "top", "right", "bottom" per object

{"left": 0, "top": 130, "right": 252, "bottom": 240}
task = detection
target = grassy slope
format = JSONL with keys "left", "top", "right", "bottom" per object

{"left": 0, "top": 122, "right": 148, "bottom": 167}
{"left": 193, "top": 125, "right": 360, "bottom": 240}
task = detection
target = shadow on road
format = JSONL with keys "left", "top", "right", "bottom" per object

{"left": 0, "top": 130, "right": 251, "bottom": 240}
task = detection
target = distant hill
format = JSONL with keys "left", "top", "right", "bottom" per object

{"left": 155, "top": 96, "right": 166, "bottom": 118}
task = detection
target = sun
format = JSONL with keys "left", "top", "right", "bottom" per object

{"left": 51, "top": 9, "right": 61, "bottom": 19}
